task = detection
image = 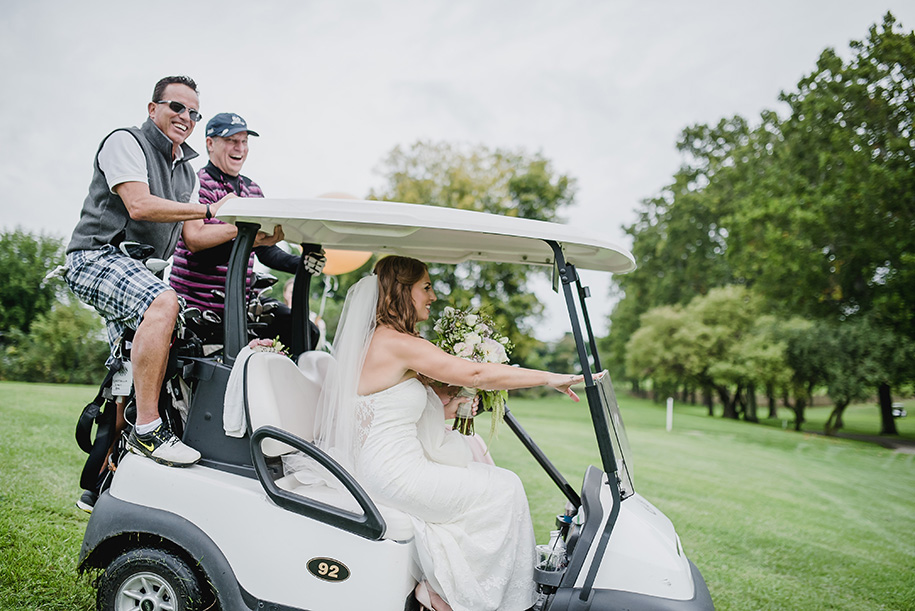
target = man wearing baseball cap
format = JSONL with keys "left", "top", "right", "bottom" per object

{"left": 169, "top": 113, "right": 321, "bottom": 346}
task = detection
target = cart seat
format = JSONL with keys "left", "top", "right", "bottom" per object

{"left": 246, "top": 351, "right": 329, "bottom": 454}
{"left": 245, "top": 351, "right": 414, "bottom": 541}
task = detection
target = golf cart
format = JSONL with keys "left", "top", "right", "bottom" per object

{"left": 78, "top": 197, "right": 714, "bottom": 610}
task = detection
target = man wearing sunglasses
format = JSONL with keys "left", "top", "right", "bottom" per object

{"left": 65, "top": 76, "right": 230, "bottom": 476}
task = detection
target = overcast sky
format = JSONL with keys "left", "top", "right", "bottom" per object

{"left": 1, "top": 1, "right": 912, "bottom": 337}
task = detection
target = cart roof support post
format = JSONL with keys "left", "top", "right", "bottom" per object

{"left": 225, "top": 222, "right": 258, "bottom": 363}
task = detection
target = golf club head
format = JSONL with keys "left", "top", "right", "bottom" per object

{"left": 202, "top": 310, "right": 222, "bottom": 325}
{"left": 119, "top": 241, "right": 155, "bottom": 260}
{"left": 182, "top": 307, "right": 202, "bottom": 323}
{"left": 144, "top": 258, "right": 168, "bottom": 275}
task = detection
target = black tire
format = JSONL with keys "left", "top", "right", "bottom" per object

{"left": 97, "top": 547, "right": 206, "bottom": 611}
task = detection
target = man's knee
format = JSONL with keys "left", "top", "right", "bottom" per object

{"left": 144, "top": 290, "right": 180, "bottom": 325}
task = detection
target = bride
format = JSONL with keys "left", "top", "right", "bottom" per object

{"left": 317, "top": 255, "right": 588, "bottom": 611}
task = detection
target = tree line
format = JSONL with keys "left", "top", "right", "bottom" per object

{"left": 604, "top": 13, "right": 915, "bottom": 435}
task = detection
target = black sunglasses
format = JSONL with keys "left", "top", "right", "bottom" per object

{"left": 156, "top": 100, "right": 202, "bottom": 123}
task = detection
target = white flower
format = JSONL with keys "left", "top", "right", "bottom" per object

{"left": 499, "top": 336, "right": 509, "bottom": 344}
{"left": 464, "top": 313, "right": 478, "bottom": 326}
{"left": 443, "top": 306, "right": 455, "bottom": 317}
{"left": 464, "top": 332, "right": 481, "bottom": 347}
{"left": 474, "top": 323, "right": 489, "bottom": 335}
{"left": 454, "top": 341, "right": 474, "bottom": 358}
{"left": 481, "top": 337, "right": 508, "bottom": 363}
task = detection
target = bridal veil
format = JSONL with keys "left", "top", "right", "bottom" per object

{"left": 312, "top": 274, "right": 379, "bottom": 472}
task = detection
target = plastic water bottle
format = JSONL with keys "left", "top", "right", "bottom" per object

{"left": 547, "top": 529, "right": 567, "bottom": 570}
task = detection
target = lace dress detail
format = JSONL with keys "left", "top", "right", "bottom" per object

{"left": 355, "top": 394, "right": 376, "bottom": 449}
{"left": 355, "top": 378, "right": 537, "bottom": 611}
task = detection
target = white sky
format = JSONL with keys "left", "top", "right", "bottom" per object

{"left": 1, "top": 0, "right": 912, "bottom": 338}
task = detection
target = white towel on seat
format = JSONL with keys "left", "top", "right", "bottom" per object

{"left": 223, "top": 346, "right": 255, "bottom": 438}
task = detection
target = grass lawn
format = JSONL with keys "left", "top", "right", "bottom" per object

{"left": 1, "top": 381, "right": 914, "bottom": 610}
{"left": 0, "top": 382, "right": 97, "bottom": 610}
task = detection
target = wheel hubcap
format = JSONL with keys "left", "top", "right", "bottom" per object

{"left": 116, "top": 572, "right": 177, "bottom": 611}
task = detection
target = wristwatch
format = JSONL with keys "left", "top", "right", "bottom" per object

{"left": 205, "top": 203, "right": 212, "bottom": 220}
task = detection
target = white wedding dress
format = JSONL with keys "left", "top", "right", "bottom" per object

{"left": 355, "top": 377, "right": 537, "bottom": 611}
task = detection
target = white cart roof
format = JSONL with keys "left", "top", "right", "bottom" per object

{"left": 217, "top": 197, "right": 636, "bottom": 274}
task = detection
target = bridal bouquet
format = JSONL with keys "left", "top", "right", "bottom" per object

{"left": 432, "top": 307, "right": 513, "bottom": 436}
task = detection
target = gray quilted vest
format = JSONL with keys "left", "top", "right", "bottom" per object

{"left": 67, "top": 118, "right": 199, "bottom": 259}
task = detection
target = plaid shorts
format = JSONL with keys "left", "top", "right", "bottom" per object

{"left": 65, "top": 245, "right": 173, "bottom": 349}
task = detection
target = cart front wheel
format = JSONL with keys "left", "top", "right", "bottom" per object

{"left": 97, "top": 547, "right": 205, "bottom": 611}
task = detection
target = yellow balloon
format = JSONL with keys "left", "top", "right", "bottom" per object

{"left": 323, "top": 249, "right": 372, "bottom": 275}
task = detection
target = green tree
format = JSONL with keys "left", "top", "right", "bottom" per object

{"left": 751, "top": 315, "right": 803, "bottom": 419}
{"left": 820, "top": 318, "right": 886, "bottom": 435}
{"left": 0, "top": 300, "right": 108, "bottom": 384}
{"left": 681, "top": 286, "right": 769, "bottom": 419}
{"left": 369, "top": 141, "right": 577, "bottom": 365}
{"left": 774, "top": 319, "right": 826, "bottom": 431}
{"left": 625, "top": 286, "right": 790, "bottom": 420}
{"left": 726, "top": 13, "right": 915, "bottom": 328}
{"left": 0, "top": 229, "right": 65, "bottom": 336}
{"left": 625, "top": 304, "right": 691, "bottom": 401}
{"left": 601, "top": 291, "right": 646, "bottom": 388}
{"left": 738, "top": 315, "right": 794, "bottom": 422}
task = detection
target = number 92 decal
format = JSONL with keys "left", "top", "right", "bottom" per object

{"left": 307, "top": 557, "right": 350, "bottom": 582}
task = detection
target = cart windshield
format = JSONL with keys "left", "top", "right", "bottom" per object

{"left": 595, "top": 372, "right": 635, "bottom": 499}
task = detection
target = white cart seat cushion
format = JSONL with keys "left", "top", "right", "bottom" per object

{"left": 246, "top": 351, "right": 333, "bottom": 456}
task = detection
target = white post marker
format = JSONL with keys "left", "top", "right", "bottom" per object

{"left": 666, "top": 397, "right": 674, "bottom": 432}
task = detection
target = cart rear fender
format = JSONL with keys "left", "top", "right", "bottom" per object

{"left": 79, "top": 492, "right": 258, "bottom": 610}
{"left": 102, "top": 454, "right": 416, "bottom": 610}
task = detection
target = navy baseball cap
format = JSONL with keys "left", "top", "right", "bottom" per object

{"left": 205, "top": 113, "right": 260, "bottom": 138}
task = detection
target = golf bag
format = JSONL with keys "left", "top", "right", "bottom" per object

{"left": 75, "top": 329, "right": 201, "bottom": 498}
{"left": 75, "top": 364, "right": 119, "bottom": 493}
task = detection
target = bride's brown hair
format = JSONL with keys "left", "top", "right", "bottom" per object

{"left": 374, "top": 255, "right": 428, "bottom": 335}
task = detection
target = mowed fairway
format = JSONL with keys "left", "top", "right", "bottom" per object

{"left": 1, "top": 381, "right": 913, "bottom": 611}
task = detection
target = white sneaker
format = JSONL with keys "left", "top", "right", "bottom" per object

{"left": 76, "top": 489, "right": 98, "bottom": 513}
{"left": 127, "top": 423, "right": 201, "bottom": 467}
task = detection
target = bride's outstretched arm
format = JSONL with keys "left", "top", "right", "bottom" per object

{"left": 395, "top": 332, "right": 590, "bottom": 401}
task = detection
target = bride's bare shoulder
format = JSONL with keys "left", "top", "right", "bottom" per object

{"left": 372, "top": 325, "right": 428, "bottom": 349}
{"left": 371, "top": 325, "right": 406, "bottom": 345}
